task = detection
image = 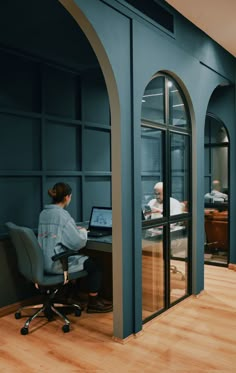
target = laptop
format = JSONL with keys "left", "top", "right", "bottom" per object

{"left": 87, "top": 206, "right": 112, "bottom": 238}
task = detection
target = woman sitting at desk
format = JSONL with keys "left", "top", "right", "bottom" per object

{"left": 38, "top": 182, "right": 112, "bottom": 313}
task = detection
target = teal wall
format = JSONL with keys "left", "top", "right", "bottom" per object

{"left": 0, "top": 0, "right": 235, "bottom": 339}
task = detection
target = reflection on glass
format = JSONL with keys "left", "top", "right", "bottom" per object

{"left": 141, "top": 76, "right": 165, "bottom": 124}
{"left": 142, "top": 226, "right": 164, "bottom": 320}
{"left": 212, "top": 148, "right": 228, "bottom": 196}
{"left": 204, "top": 179, "right": 228, "bottom": 203}
{"left": 168, "top": 79, "right": 188, "bottom": 128}
{"left": 204, "top": 117, "right": 228, "bottom": 266}
{"left": 211, "top": 123, "right": 228, "bottom": 144}
{"left": 141, "top": 127, "right": 162, "bottom": 173}
{"left": 170, "top": 222, "right": 188, "bottom": 303}
{"left": 170, "top": 133, "right": 189, "bottom": 213}
{"left": 205, "top": 116, "right": 228, "bottom": 145}
{"left": 141, "top": 126, "right": 164, "bottom": 217}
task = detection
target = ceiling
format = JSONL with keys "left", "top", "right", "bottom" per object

{"left": 165, "top": 0, "right": 236, "bottom": 57}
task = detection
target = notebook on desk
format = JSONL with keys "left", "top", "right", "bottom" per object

{"left": 87, "top": 206, "right": 112, "bottom": 238}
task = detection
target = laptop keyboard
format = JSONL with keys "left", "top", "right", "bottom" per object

{"left": 88, "top": 231, "right": 111, "bottom": 238}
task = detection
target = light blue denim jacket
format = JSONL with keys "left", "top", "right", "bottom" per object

{"left": 38, "top": 205, "right": 88, "bottom": 274}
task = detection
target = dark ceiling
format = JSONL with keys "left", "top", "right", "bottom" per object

{"left": 0, "top": 0, "right": 99, "bottom": 72}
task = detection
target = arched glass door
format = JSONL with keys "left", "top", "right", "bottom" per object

{"left": 141, "top": 74, "right": 192, "bottom": 322}
{"left": 204, "top": 114, "right": 229, "bottom": 266}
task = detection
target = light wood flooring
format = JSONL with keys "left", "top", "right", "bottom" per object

{"left": 1, "top": 264, "right": 236, "bottom": 372}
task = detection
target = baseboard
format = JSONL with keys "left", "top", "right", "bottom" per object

{"left": 228, "top": 263, "right": 236, "bottom": 271}
{"left": 112, "top": 334, "right": 136, "bottom": 344}
{"left": 0, "top": 295, "right": 43, "bottom": 318}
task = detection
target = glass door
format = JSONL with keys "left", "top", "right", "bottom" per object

{"left": 141, "top": 74, "right": 191, "bottom": 322}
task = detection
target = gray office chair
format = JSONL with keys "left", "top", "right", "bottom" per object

{"left": 5, "top": 222, "right": 88, "bottom": 335}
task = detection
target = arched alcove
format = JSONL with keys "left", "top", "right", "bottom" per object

{"left": 0, "top": 0, "right": 119, "bottom": 337}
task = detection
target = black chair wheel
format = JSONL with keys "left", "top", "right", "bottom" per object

{"left": 75, "top": 308, "right": 82, "bottom": 317}
{"left": 21, "top": 327, "right": 29, "bottom": 335}
{"left": 62, "top": 324, "right": 70, "bottom": 333}
{"left": 15, "top": 312, "right": 21, "bottom": 319}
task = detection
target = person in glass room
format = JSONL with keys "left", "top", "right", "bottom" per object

{"left": 145, "top": 181, "right": 182, "bottom": 219}
{"left": 204, "top": 179, "right": 228, "bottom": 202}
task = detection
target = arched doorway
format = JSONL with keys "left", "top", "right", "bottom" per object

{"left": 0, "top": 0, "right": 117, "bottom": 331}
{"left": 140, "top": 73, "right": 192, "bottom": 322}
{"left": 204, "top": 114, "right": 229, "bottom": 266}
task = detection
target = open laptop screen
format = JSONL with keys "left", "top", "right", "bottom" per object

{"left": 89, "top": 207, "right": 112, "bottom": 231}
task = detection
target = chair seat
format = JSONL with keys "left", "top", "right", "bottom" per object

{"left": 40, "top": 269, "right": 88, "bottom": 287}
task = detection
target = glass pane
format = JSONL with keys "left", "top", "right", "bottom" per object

{"left": 204, "top": 116, "right": 210, "bottom": 144}
{"left": 142, "top": 226, "right": 165, "bottom": 320}
{"left": 204, "top": 147, "right": 210, "bottom": 174}
{"left": 210, "top": 119, "right": 228, "bottom": 144}
{"left": 141, "top": 127, "right": 164, "bottom": 219}
{"left": 204, "top": 148, "right": 228, "bottom": 204}
{"left": 204, "top": 176, "right": 211, "bottom": 195}
{"left": 168, "top": 78, "right": 188, "bottom": 128}
{"left": 204, "top": 117, "right": 228, "bottom": 266}
{"left": 170, "top": 222, "right": 188, "bottom": 303}
{"left": 212, "top": 148, "right": 228, "bottom": 198}
{"left": 170, "top": 133, "right": 190, "bottom": 214}
{"left": 141, "top": 76, "right": 165, "bottom": 124}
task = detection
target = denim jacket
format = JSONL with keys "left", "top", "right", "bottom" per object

{"left": 38, "top": 205, "right": 88, "bottom": 274}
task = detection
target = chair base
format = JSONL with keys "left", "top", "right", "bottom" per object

{"left": 15, "top": 300, "right": 83, "bottom": 335}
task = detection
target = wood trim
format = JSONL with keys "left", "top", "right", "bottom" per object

{"left": 228, "top": 263, "right": 236, "bottom": 271}
{"left": 0, "top": 295, "right": 43, "bottom": 318}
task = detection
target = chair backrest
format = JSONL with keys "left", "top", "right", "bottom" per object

{"left": 5, "top": 222, "right": 45, "bottom": 284}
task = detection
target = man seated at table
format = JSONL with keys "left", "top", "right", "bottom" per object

{"left": 145, "top": 182, "right": 183, "bottom": 219}
{"left": 204, "top": 180, "right": 228, "bottom": 202}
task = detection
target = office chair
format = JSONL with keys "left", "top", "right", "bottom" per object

{"left": 5, "top": 222, "right": 88, "bottom": 335}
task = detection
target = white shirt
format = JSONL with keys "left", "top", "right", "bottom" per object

{"left": 204, "top": 189, "right": 228, "bottom": 202}
{"left": 148, "top": 197, "right": 183, "bottom": 219}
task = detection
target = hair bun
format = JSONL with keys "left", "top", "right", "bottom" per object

{"left": 48, "top": 188, "right": 57, "bottom": 198}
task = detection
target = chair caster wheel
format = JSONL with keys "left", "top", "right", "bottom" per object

{"left": 62, "top": 324, "right": 70, "bottom": 333}
{"left": 75, "top": 308, "right": 82, "bottom": 317}
{"left": 15, "top": 312, "right": 21, "bottom": 319}
{"left": 21, "top": 327, "right": 29, "bottom": 335}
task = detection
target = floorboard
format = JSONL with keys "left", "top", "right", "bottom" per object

{"left": 1, "top": 265, "right": 236, "bottom": 372}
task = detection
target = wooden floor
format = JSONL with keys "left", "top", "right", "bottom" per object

{"left": 1, "top": 265, "right": 236, "bottom": 372}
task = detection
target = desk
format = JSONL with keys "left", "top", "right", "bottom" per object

{"left": 79, "top": 224, "right": 187, "bottom": 310}
{"left": 204, "top": 210, "right": 228, "bottom": 251}
{"left": 83, "top": 235, "right": 164, "bottom": 310}
{"left": 80, "top": 235, "right": 113, "bottom": 300}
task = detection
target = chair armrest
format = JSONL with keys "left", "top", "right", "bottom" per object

{"left": 51, "top": 249, "right": 80, "bottom": 262}
{"left": 51, "top": 249, "right": 85, "bottom": 284}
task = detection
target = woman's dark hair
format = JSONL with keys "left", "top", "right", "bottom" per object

{"left": 48, "top": 182, "right": 72, "bottom": 203}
